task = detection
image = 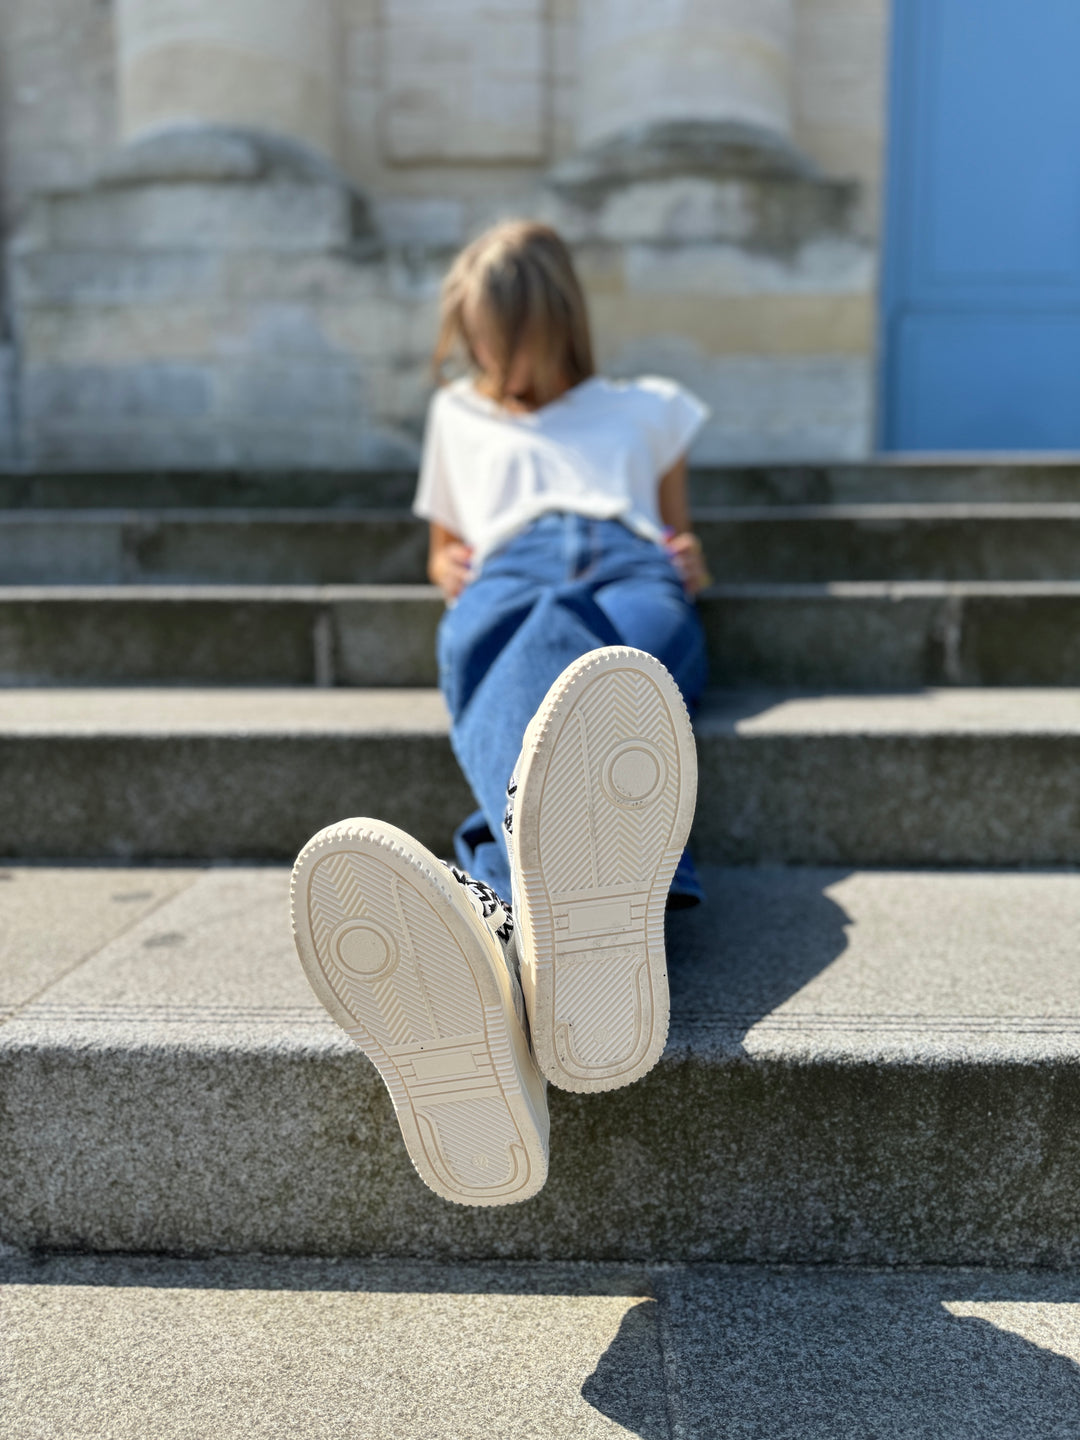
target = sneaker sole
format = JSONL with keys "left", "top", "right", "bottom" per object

{"left": 510, "top": 646, "right": 697, "bottom": 1093}
{"left": 291, "top": 818, "right": 549, "bottom": 1206}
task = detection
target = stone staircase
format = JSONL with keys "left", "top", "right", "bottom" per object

{"left": 3, "top": 459, "right": 1080, "bottom": 1272}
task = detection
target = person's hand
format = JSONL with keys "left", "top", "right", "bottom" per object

{"left": 430, "top": 541, "right": 474, "bottom": 601}
{"left": 663, "top": 530, "right": 712, "bottom": 595}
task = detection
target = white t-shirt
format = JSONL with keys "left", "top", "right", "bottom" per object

{"left": 412, "top": 373, "right": 710, "bottom": 565}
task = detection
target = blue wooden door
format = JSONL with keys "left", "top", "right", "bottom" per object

{"left": 882, "top": 0, "right": 1080, "bottom": 450}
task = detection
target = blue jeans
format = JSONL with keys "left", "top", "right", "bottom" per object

{"left": 437, "top": 512, "right": 708, "bottom": 904}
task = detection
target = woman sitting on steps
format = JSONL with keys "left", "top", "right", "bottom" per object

{"left": 291, "top": 219, "right": 711, "bottom": 1208}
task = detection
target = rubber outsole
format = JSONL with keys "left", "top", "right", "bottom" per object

{"left": 509, "top": 647, "right": 698, "bottom": 1093}
{"left": 290, "top": 818, "right": 549, "bottom": 1206}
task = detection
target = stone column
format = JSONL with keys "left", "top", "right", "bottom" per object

{"left": 12, "top": 0, "right": 387, "bottom": 472}
{"left": 114, "top": 0, "right": 340, "bottom": 161}
{"left": 542, "top": 0, "right": 871, "bottom": 468}
{"left": 575, "top": 0, "right": 797, "bottom": 154}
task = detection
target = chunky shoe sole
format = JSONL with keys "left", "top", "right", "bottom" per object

{"left": 509, "top": 647, "right": 697, "bottom": 1093}
{"left": 291, "top": 818, "right": 549, "bottom": 1206}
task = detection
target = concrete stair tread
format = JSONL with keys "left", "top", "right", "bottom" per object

{"left": 9, "top": 501, "right": 1080, "bottom": 519}
{"left": 0, "top": 506, "right": 421, "bottom": 522}
{"left": 699, "top": 502, "right": 1080, "bottom": 518}
{"left": 0, "top": 687, "right": 1076, "bottom": 866}
{"left": 711, "top": 579, "right": 1080, "bottom": 595}
{"left": 6, "top": 459, "right": 1080, "bottom": 511}
{"left": 700, "top": 686, "right": 1080, "bottom": 733}
{"left": 9, "top": 505, "right": 1080, "bottom": 584}
{"left": 9, "top": 577, "right": 1080, "bottom": 595}
{"left": 0, "top": 864, "right": 198, "bottom": 1022}
{"left": 0, "top": 684, "right": 1077, "bottom": 736}
{"left": 9, "top": 581, "right": 1080, "bottom": 690}
{"left": 0, "top": 582, "right": 439, "bottom": 600}
{"left": 0, "top": 685, "right": 451, "bottom": 733}
{"left": 6, "top": 864, "right": 1080, "bottom": 1260}
{"left": 4, "top": 864, "right": 1080, "bottom": 1063}
{"left": 6, "top": 1255, "right": 1080, "bottom": 1440}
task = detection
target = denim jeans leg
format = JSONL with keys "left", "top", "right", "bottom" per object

{"left": 588, "top": 530, "right": 709, "bottom": 904}
{"left": 436, "top": 515, "right": 709, "bottom": 903}
{"left": 447, "top": 585, "right": 623, "bottom": 895}
{"left": 592, "top": 573, "right": 708, "bottom": 712}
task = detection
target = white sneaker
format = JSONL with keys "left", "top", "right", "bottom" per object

{"left": 291, "top": 818, "right": 549, "bottom": 1206}
{"left": 506, "top": 647, "right": 698, "bottom": 1093}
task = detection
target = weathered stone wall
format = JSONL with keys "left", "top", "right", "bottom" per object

{"left": 115, "top": 0, "right": 341, "bottom": 159}
{"left": 793, "top": 0, "right": 887, "bottom": 238}
{"left": 0, "top": 0, "right": 886, "bottom": 237}
{"left": 0, "top": 0, "right": 117, "bottom": 228}
{"left": 0, "top": 0, "right": 887, "bottom": 469}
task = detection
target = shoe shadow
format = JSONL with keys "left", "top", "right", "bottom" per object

{"left": 579, "top": 1297, "right": 670, "bottom": 1440}
{"left": 584, "top": 1268, "right": 1080, "bottom": 1439}
{"left": 666, "top": 864, "right": 854, "bottom": 1053}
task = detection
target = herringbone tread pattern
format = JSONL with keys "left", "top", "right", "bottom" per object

{"left": 551, "top": 943, "right": 646, "bottom": 1070}
{"left": 291, "top": 819, "right": 548, "bottom": 1206}
{"left": 537, "top": 670, "right": 679, "bottom": 894}
{"left": 512, "top": 647, "right": 697, "bottom": 1093}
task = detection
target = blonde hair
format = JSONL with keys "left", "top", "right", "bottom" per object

{"left": 432, "top": 219, "right": 595, "bottom": 407}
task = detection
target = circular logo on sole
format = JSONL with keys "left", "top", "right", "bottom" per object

{"left": 330, "top": 918, "right": 399, "bottom": 980}
{"left": 601, "top": 740, "right": 666, "bottom": 807}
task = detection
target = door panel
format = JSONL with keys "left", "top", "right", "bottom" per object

{"left": 893, "top": 313, "right": 1080, "bottom": 449}
{"left": 883, "top": 0, "right": 1080, "bottom": 448}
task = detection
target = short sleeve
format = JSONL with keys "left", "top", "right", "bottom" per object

{"left": 640, "top": 376, "right": 710, "bottom": 474}
{"left": 412, "top": 388, "right": 465, "bottom": 536}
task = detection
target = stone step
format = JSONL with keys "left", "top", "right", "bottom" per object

{"left": 6, "top": 504, "right": 1080, "bottom": 584}
{"left": 4, "top": 863, "right": 1080, "bottom": 1264}
{"left": 0, "top": 585, "right": 440, "bottom": 687}
{"left": 0, "top": 508, "right": 426, "bottom": 585}
{"left": 5, "top": 458, "right": 1080, "bottom": 509}
{"left": 6, "top": 581, "right": 1080, "bottom": 688}
{"left": 0, "top": 687, "right": 1077, "bottom": 864}
{"left": 5, "top": 1254, "right": 1079, "bottom": 1440}
{"left": 706, "top": 581, "right": 1080, "bottom": 688}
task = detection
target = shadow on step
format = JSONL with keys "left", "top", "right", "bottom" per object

{"left": 666, "top": 865, "right": 854, "bottom": 1053}
{"left": 584, "top": 1267, "right": 1080, "bottom": 1439}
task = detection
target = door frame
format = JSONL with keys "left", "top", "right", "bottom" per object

{"left": 877, "top": 0, "right": 919, "bottom": 452}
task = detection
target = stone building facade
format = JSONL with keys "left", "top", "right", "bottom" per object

{"left": 0, "top": 0, "right": 885, "bottom": 471}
